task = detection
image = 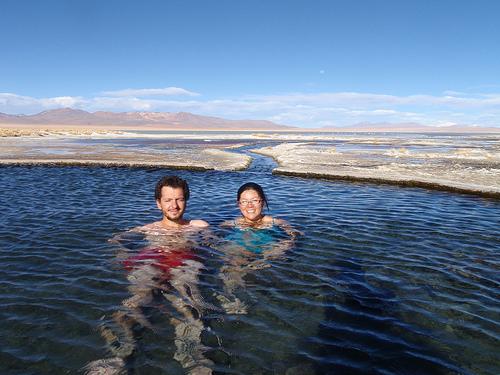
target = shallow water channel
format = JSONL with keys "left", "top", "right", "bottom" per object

{"left": 0, "top": 157, "right": 499, "bottom": 374}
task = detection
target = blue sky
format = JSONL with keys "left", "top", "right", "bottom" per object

{"left": 1, "top": 0, "right": 499, "bottom": 128}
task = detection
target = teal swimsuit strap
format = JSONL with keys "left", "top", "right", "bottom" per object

{"left": 234, "top": 217, "right": 275, "bottom": 226}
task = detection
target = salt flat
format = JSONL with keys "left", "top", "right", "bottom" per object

{"left": 0, "top": 134, "right": 251, "bottom": 171}
{"left": 1, "top": 128, "right": 498, "bottom": 197}
{"left": 252, "top": 141, "right": 500, "bottom": 197}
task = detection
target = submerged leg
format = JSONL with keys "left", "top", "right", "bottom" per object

{"left": 164, "top": 260, "right": 214, "bottom": 374}
{"left": 98, "top": 316, "right": 135, "bottom": 358}
{"left": 122, "top": 265, "right": 159, "bottom": 329}
{"left": 84, "top": 265, "right": 160, "bottom": 374}
{"left": 84, "top": 357, "right": 125, "bottom": 375}
{"left": 83, "top": 315, "right": 136, "bottom": 375}
{"left": 169, "top": 259, "right": 218, "bottom": 313}
{"left": 171, "top": 316, "right": 214, "bottom": 374}
{"left": 216, "top": 264, "right": 248, "bottom": 315}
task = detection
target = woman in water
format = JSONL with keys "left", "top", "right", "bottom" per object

{"left": 217, "top": 182, "right": 298, "bottom": 314}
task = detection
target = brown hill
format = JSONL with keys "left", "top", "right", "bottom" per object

{"left": 1, "top": 109, "right": 498, "bottom": 132}
{"left": 0, "top": 108, "right": 296, "bottom": 130}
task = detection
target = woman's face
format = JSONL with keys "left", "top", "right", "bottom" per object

{"left": 238, "top": 189, "right": 264, "bottom": 222}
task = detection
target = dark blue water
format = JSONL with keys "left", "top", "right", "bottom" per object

{"left": 0, "top": 164, "right": 499, "bottom": 374}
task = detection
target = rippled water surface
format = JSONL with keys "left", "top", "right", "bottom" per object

{"left": 0, "top": 163, "right": 499, "bottom": 375}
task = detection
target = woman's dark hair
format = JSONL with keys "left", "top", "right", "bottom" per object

{"left": 155, "top": 175, "right": 190, "bottom": 201}
{"left": 237, "top": 182, "right": 269, "bottom": 209}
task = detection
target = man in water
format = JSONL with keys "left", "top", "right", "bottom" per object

{"left": 146, "top": 174, "right": 209, "bottom": 230}
{"left": 86, "top": 175, "right": 214, "bottom": 375}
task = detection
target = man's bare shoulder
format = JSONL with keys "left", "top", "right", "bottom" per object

{"left": 132, "top": 220, "right": 209, "bottom": 231}
{"left": 189, "top": 219, "right": 210, "bottom": 228}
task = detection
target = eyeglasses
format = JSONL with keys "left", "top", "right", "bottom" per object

{"left": 239, "top": 199, "right": 262, "bottom": 206}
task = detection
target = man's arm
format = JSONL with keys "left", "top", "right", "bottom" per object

{"left": 108, "top": 226, "right": 147, "bottom": 260}
{"left": 189, "top": 219, "right": 210, "bottom": 228}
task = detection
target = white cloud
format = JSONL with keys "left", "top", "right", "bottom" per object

{"left": 442, "top": 90, "right": 467, "bottom": 96}
{"left": 40, "top": 96, "right": 86, "bottom": 108}
{"left": 372, "top": 109, "right": 398, "bottom": 115}
{"left": 1, "top": 89, "right": 500, "bottom": 128}
{"left": 100, "top": 87, "right": 200, "bottom": 97}
{"left": 250, "top": 91, "right": 500, "bottom": 109}
{"left": 0, "top": 93, "right": 88, "bottom": 114}
{"left": 433, "top": 121, "right": 459, "bottom": 127}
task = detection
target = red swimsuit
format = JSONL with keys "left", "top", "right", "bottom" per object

{"left": 123, "top": 247, "right": 196, "bottom": 279}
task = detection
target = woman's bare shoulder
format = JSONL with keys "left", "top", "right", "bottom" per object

{"left": 264, "top": 215, "right": 288, "bottom": 225}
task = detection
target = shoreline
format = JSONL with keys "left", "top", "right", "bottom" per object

{"left": 0, "top": 152, "right": 252, "bottom": 172}
{"left": 0, "top": 134, "right": 252, "bottom": 171}
{"left": 273, "top": 169, "right": 500, "bottom": 199}
{"left": 1, "top": 128, "right": 498, "bottom": 199}
{"left": 2, "top": 124, "right": 500, "bottom": 136}
{"left": 2, "top": 153, "right": 498, "bottom": 200}
{"left": 251, "top": 143, "right": 500, "bottom": 199}
{"left": 0, "top": 159, "right": 214, "bottom": 171}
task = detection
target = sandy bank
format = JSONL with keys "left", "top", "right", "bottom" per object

{"left": 0, "top": 124, "right": 297, "bottom": 136}
{"left": 0, "top": 127, "right": 127, "bottom": 137}
{"left": 0, "top": 137, "right": 251, "bottom": 171}
{"left": 252, "top": 143, "right": 500, "bottom": 198}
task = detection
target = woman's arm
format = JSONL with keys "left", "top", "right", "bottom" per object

{"left": 274, "top": 218, "right": 302, "bottom": 239}
{"left": 262, "top": 217, "right": 301, "bottom": 261}
{"left": 220, "top": 219, "right": 236, "bottom": 228}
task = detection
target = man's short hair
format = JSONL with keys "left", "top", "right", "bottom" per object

{"left": 155, "top": 175, "right": 190, "bottom": 201}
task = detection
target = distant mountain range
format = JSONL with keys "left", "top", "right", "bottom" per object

{"left": 0, "top": 108, "right": 294, "bottom": 130}
{"left": 323, "top": 122, "right": 500, "bottom": 133}
{"left": 0, "top": 108, "right": 498, "bottom": 132}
